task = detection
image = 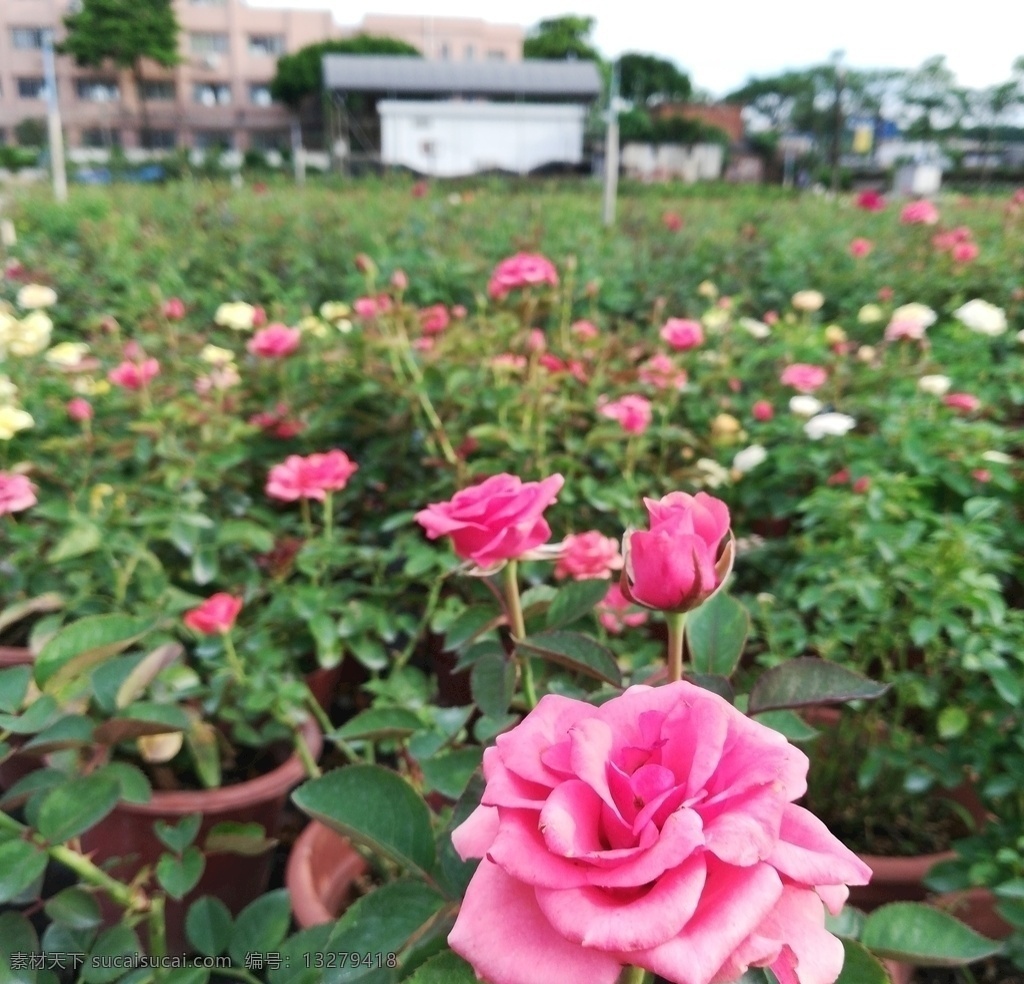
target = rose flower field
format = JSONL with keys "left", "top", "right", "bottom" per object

{"left": 0, "top": 178, "right": 1021, "bottom": 983}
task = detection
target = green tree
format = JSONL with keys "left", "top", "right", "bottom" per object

{"left": 61, "top": 0, "right": 180, "bottom": 138}
{"left": 270, "top": 35, "right": 421, "bottom": 109}
{"left": 618, "top": 52, "right": 691, "bottom": 105}
{"left": 901, "top": 55, "right": 962, "bottom": 140}
{"left": 523, "top": 16, "right": 601, "bottom": 62}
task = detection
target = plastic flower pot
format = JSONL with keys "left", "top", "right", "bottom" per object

{"left": 79, "top": 720, "right": 322, "bottom": 955}
{"left": 285, "top": 819, "right": 367, "bottom": 928}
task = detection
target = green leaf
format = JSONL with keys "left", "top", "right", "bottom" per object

{"left": 228, "top": 890, "right": 292, "bottom": 966}
{"left": 517, "top": 630, "right": 622, "bottom": 686}
{"left": 115, "top": 642, "right": 183, "bottom": 708}
{"left": 751, "top": 709, "right": 820, "bottom": 742}
{"left": 443, "top": 607, "right": 498, "bottom": 650}
{"left": 44, "top": 887, "right": 102, "bottom": 931}
{"left": 92, "top": 703, "right": 190, "bottom": 745}
{"left": 203, "top": 822, "right": 276, "bottom": 856}
{"left": 452, "top": 639, "right": 506, "bottom": 673}
{"left": 937, "top": 706, "right": 969, "bottom": 739}
{"left": 81, "top": 925, "right": 141, "bottom": 983}
{"left": 186, "top": 720, "right": 221, "bottom": 790}
{"left": 163, "top": 970, "right": 210, "bottom": 984}
{"left": 404, "top": 950, "right": 478, "bottom": 984}
{"left": 470, "top": 651, "right": 516, "bottom": 718}
{"left": 0, "top": 667, "right": 32, "bottom": 713}
{"left": 293, "top": 766, "right": 436, "bottom": 877}
{"left": 685, "top": 591, "right": 749, "bottom": 677}
{"left": 92, "top": 762, "right": 152, "bottom": 805}
{"left": 46, "top": 523, "right": 102, "bottom": 563}
{"left": 216, "top": 520, "right": 275, "bottom": 553}
{"left": 419, "top": 748, "right": 483, "bottom": 800}
{"left": 0, "top": 839, "right": 47, "bottom": 904}
{"left": 37, "top": 774, "right": 120, "bottom": 843}
{"left": 0, "top": 695, "right": 60, "bottom": 734}
{"left": 861, "top": 901, "right": 1003, "bottom": 966}
{"left": 0, "top": 911, "right": 38, "bottom": 984}
{"left": 834, "top": 939, "right": 890, "bottom": 984}
{"left": 0, "top": 768, "right": 66, "bottom": 811}
{"left": 185, "top": 896, "right": 233, "bottom": 957}
{"left": 436, "top": 773, "right": 485, "bottom": 899}
{"left": 0, "top": 593, "right": 63, "bottom": 637}
{"left": 35, "top": 615, "right": 152, "bottom": 691}
{"left": 155, "top": 814, "right": 203, "bottom": 854}
{"left": 157, "top": 845, "right": 205, "bottom": 900}
{"left": 22, "top": 715, "right": 94, "bottom": 754}
{"left": 545, "top": 579, "right": 609, "bottom": 630}
{"left": 747, "top": 658, "right": 889, "bottom": 714}
{"left": 333, "top": 708, "right": 424, "bottom": 742}
{"left": 269, "top": 925, "right": 335, "bottom": 984}
{"left": 323, "top": 880, "right": 448, "bottom": 982}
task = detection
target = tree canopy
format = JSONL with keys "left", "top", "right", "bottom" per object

{"left": 271, "top": 35, "right": 421, "bottom": 109}
{"left": 61, "top": 0, "right": 180, "bottom": 71}
{"left": 523, "top": 16, "right": 601, "bottom": 62}
{"left": 618, "top": 53, "right": 691, "bottom": 105}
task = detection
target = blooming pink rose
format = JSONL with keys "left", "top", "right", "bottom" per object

{"left": 415, "top": 473, "right": 564, "bottom": 568}
{"left": 855, "top": 189, "right": 885, "bottom": 211}
{"left": 354, "top": 297, "right": 379, "bottom": 320}
{"left": 266, "top": 450, "right": 358, "bottom": 502}
{"left": 488, "top": 253, "right": 559, "bottom": 299}
{"left": 884, "top": 319, "right": 927, "bottom": 342}
{"left": 0, "top": 472, "right": 37, "bottom": 515}
{"left": 247, "top": 323, "right": 301, "bottom": 359}
{"left": 848, "top": 237, "right": 873, "bottom": 258}
{"left": 900, "top": 200, "right": 940, "bottom": 225}
{"left": 183, "top": 593, "right": 243, "bottom": 635}
{"left": 555, "top": 531, "right": 623, "bottom": 581}
{"left": 952, "top": 241, "right": 979, "bottom": 264}
{"left": 251, "top": 306, "right": 267, "bottom": 328}
{"left": 449, "top": 682, "right": 871, "bottom": 984}
{"left": 663, "top": 210, "right": 684, "bottom": 231}
{"left": 419, "top": 304, "right": 450, "bottom": 336}
{"left": 67, "top": 397, "right": 93, "bottom": 423}
{"left": 622, "top": 492, "right": 732, "bottom": 612}
{"left": 944, "top": 392, "right": 980, "bottom": 413}
{"left": 163, "top": 297, "right": 186, "bottom": 320}
{"left": 877, "top": 286, "right": 894, "bottom": 302}
{"left": 780, "top": 364, "right": 828, "bottom": 393}
{"left": 660, "top": 318, "right": 704, "bottom": 351}
{"left": 638, "top": 353, "right": 687, "bottom": 391}
{"left": 752, "top": 400, "right": 774, "bottom": 422}
{"left": 597, "top": 583, "right": 649, "bottom": 633}
{"left": 763, "top": 310, "right": 779, "bottom": 326}
{"left": 108, "top": 358, "right": 159, "bottom": 390}
{"left": 571, "top": 320, "right": 599, "bottom": 341}
{"left": 598, "top": 395, "right": 653, "bottom": 435}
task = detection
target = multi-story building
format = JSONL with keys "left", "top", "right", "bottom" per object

{"left": 354, "top": 15, "right": 523, "bottom": 64}
{"left": 0, "top": 0, "right": 340, "bottom": 153}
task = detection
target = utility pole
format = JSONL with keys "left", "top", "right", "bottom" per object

{"left": 602, "top": 62, "right": 620, "bottom": 228}
{"left": 830, "top": 51, "right": 845, "bottom": 194}
{"left": 42, "top": 31, "right": 68, "bottom": 203}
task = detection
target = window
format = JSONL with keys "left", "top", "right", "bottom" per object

{"left": 464, "top": 44, "right": 475, "bottom": 61}
{"left": 194, "top": 129, "right": 233, "bottom": 150}
{"left": 194, "top": 83, "right": 232, "bottom": 106}
{"left": 76, "top": 79, "right": 120, "bottom": 102}
{"left": 140, "top": 129, "right": 176, "bottom": 150}
{"left": 17, "top": 78, "right": 46, "bottom": 99}
{"left": 248, "top": 83, "right": 273, "bottom": 107}
{"left": 487, "top": 50, "right": 507, "bottom": 62}
{"left": 140, "top": 80, "right": 175, "bottom": 101}
{"left": 81, "top": 128, "right": 121, "bottom": 148}
{"left": 248, "top": 35, "right": 284, "bottom": 56}
{"left": 12, "top": 27, "right": 47, "bottom": 50}
{"left": 190, "top": 32, "right": 229, "bottom": 55}
{"left": 249, "top": 130, "right": 288, "bottom": 151}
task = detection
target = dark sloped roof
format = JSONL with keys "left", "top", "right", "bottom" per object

{"left": 322, "top": 56, "right": 602, "bottom": 100}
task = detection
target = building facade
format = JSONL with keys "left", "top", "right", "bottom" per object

{"left": 355, "top": 15, "right": 522, "bottom": 64}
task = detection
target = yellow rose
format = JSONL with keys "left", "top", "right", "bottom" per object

{"left": 0, "top": 405, "right": 34, "bottom": 440}
{"left": 697, "top": 280, "right": 718, "bottom": 299}
{"left": 16, "top": 284, "right": 58, "bottom": 310}
{"left": 8, "top": 312, "right": 53, "bottom": 356}
{"left": 319, "top": 301, "right": 351, "bottom": 322}
{"left": 72, "top": 377, "right": 112, "bottom": 396}
{"left": 792, "top": 290, "right": 825, "bottom": 312}
{"left": 824, "top": 325, "right": 847, "bottom": 345}
{"left": 857, "top": 304, "right": 883, "bottom": 324}
{"left": 45, "top": 341, "right": 91, "bottom": 367}
{"left": 298, "top": 315, "right": 328, "bottom": 337}
{"left": 214, "top": 302, "right": 257, "bottom": 331}
{"left": 200, "top": 344, "right": 235, "bottom": 366}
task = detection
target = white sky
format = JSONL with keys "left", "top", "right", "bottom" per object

{"left": 247, "top": 0, "right": 1021, "bottom": 98}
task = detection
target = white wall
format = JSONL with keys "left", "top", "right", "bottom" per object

{"left": 621, "top": 143, "right": 724, "bottom": 183}
{"left": 378, "top": 100, "right": 587, "bottom": 177}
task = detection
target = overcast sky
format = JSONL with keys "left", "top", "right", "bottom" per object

{"left": 248, "top": 0, "right": 1021, "bottom": 97}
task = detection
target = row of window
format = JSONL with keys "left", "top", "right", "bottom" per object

{"left": 78, "top": 128, "right": 290, "bottom": 151}
{"left": 10, "top": 28, "right": 285, "bottom": 58}
{"left": 437, "top": 43, "right": 508, "bottom": 62}
{"left": 6, "top": 79, "right": 275, "bottom": 106}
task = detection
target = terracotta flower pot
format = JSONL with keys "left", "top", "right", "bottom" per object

{"left": 848, "top": 849, "right": 956, "bottom": 911}
{"left": 935, "top": 886, "right": 1012, "bottom": 940}
{"left": 0, "top": 646, "right": 33, "bottom": 667}
{"left": 305, "top": 665, "right": 344, "bottom": 712}
{"left": 286, "top": 819, "right": 367, "bottom": 928}
{"left": 79, "top": 721, "right": 322, "bottom": 955}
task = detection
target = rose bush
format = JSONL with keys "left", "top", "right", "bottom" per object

{"left": 449, "top": 682, "right": 872, "bottom": 984}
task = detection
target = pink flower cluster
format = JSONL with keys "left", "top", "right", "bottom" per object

{"left": 932, "top": 226, "right": 979, "bottom": 264}
{"left": 780, "top": 364, "right": 827, "bottom": 393}
{"left": 660, "top": 319, "right": 704, "bottom": 351}
{"left": 248, "top": 322, "right": 301, "bottom": 358}
{"left": 108, "top": 357, "right": 160, "bottom": 391}
{"left": 0, "top": 472, "right": 37, "bottom": 516}
{"left": 855, "top": 189, "right": 885, "bottom": 211}
{"left": 419, "top": 305, "right": 450, "bottom": 336}
{"left": 899, "top": 199, "right": 940, "bottom": 225}
{"left": 554, "top": 531, "right": 623, "bottom": 581}
{"left": 488, "top": 253, "right": 559, "bottom": 300}
{"left": 354, "top": 295, "right": 393, "bottom": 320}
{"left": 266, "top": 450, "right": 358, "bottom": 502}
{"left": 848, "top": 237, "right": 873, "bottom": 258}
{"left": 249, "top": 404, "right": 304, "bottom": 439}
{"left": 598, "top": 395, "right": 653, "bottom": 435}
{"left": 638, "top": 354, "right": 687, "bottom": 391}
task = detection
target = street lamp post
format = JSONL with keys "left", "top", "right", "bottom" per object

{"left": 602, "top": 61, "right": 621, "bottom": 228}
{"left": 42, "top": 30, "right": 68, "bottom": 203}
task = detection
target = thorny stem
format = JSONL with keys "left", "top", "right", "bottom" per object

{"left": 666, "top": 612, "right": 687, "bottom": 684}
{"left": 293, "top": 729, "right": 321, "bottom": 779}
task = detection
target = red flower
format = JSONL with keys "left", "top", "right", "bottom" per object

{"left": 184, "top": 593, "right": 243, "bottom": 634}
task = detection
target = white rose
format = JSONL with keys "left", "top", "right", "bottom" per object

{"left": 16, "top": 284, "right": 57, "bottom": 310}
{"left": 0, "top": 376, "right": 17, "bottom": 401}
{"left": 739, "top": 317, "right": 771, "bottom": 339}
{"left": 891, "top": 303, "right": 937, "bottom": 329}
{"left": 200, "top": 344, "right": 235, "bottom": 366}
{"left": 732, "top": 445, "right": 768, "bottom": 473}
{"left": 954, "top": 299, "right": 1007, "bottom": 337}
{"left": 857, "top": 304, "right": 883, "bottom": 324}
{"left": 918, "top": 374, "right": 951, "bottom": 396}
{"left": 804, "top": 412, "right": 856, "bottom": 440}
{"left": 792, "top": 290, "right": 825, "bottom": 312}
{"left": 214, "top": 301, "right": 257, "bottom": 331}
{"left": 45, "top": 341, "right": 91, "bottom": 367}
{"left": 8, "top": 312, "right": 53, "bottom": 356}
{"left": 981, "top": 451, "right": 1012, "bottom": 464}
{"left": 789, "top": 395, "right": 823, "bottom": 417}
{"left": 694, "top": 457, "right": 730, "bottom": 488}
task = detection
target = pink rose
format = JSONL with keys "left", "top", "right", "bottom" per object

{"left": 354, "top": 297, "right": 379, "bottom": 320}
{"left": 597, "top": 583, "right": 649, "bottom": 633}
{"left": 900, "top": 200, "right": 940, "bottom": 225}
{"left": 266, "top": 450, "right": 358, "bottom": 502}
{"left": 252, "top": 306, "right": 267, "bottom": 328}
{"left": 412, "top": 181, "right": 428, "bottom": 198}
{"left": 108, "top": 358, "right": 159, "bottom": 390}
{"left": 391, "top": 269, "right": 409, "bottom": 290}
{"left": 184, "top": 593, "right": 243, "bottom": 635}
{"left": 663, "top": 210, "right": 683, "bottom": 231}
{"left": 0, "top": 472, "right": 37, "bottom": 515}
{"left": 855, "top": 189, "right": 885, "bottom": 211}
{"left": 852, "top": 476, "right": 871, "bottom": 493}
{"left": 638, "top": 353, "right": 687, "bottom": 391}
{"left": 419, "top": 304, "right": 450, "bottom": 335}
{"left": 247, "top": 323, "right": 301, "bottom": 358}
{"left": 452, "top": 304, "right": 468, "bottom": 319}
{"left": 571, "top": 320, "right": 599, "bottom": 341}
{"left": 952, "top": 241, "right": 979, "bottom": 264}
{"left": 163, "top": 297, "right": 186, "bottom": 320}
{"left": 762, "top": 311, "right": 779, "bottom": 325}
{"left": 415, "top": 473, "right": 564, "bottom": 568}
{"left": 826, "top": 468, "right": 850, "bottom": 486}
{"left": 67, "top": 397, "right": 93, "bottom": 423}
{"left": 780, "top": 364, "right": 828, "bottom": 393}
{"left": 622, "top": 492, "right": 732, "bottom": 612}
{"left": 449, "top": 682, "right": 871, "bottom": 984}
{"left": 598, "top": 395, "right": 653, "bottom": 435}
{"left": 488, "top": 253, "right": 559, "bottom": 300}
{"left": 752, "top": 400, "right": 774, "bottom": 422}
{"left": 944, "top": 392, "right": 980, "bottom": 413}
{"left": 972, "top": 469, "right": 992, "bottom": 483}
{"left": 848, "top": 237, "right": 872, "bottom": 258}
{"left": 527, "top": 329, "right": 547, "bottom": 353}
{"left": 660, "top": 318, "right": 704, "bottom": 351}
{"left": 555, "top": 531, "right": 623, "bottom": 581}
{"left": 884, "top": 319, "right": 926, "bottom": 342}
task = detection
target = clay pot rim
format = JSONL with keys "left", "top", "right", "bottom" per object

{"left": 112, "top": 718, "right": 322, "bottom": 816}
{"left": 858, "top": 849, "right": 956, "bottom": 879}
{"left": 286, "top": 819, "right": 368, "bottom": 929}
{"left": 0, "top": 646, "right": 33, "bottom": 667}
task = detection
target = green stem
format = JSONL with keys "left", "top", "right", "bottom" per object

{"left": 666, "top": 612, "right": 687, "bottom": 683}
{"left": 502, "top": 561, "right": 537, "bottom": 709}
{"left": 221, "top": 631, "right": 246, "bottom": 684}
{"left": 294, "top": 730, "right": 321, "bottom": 778}
{"left": 48, "top": 841, "right": 139, "bottom": 911}
{"left": 396, "top": 330, "right": 460, "bottom": 469}
{"left": 617, "top": 967, "right": 651, "bottom": 984}
{"left": 304, "top": 687, "right": 361, "bottom": 763}
{"left": 147, "top": 895, "right": 167, "bottom": 963}
{"left": 300, "top": 497, "right": 314, "bottom": 541}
